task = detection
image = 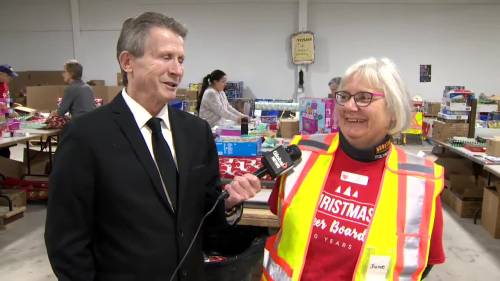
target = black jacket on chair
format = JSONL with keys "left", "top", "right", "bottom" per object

{"left": 45, "top": 93, "right": 227, "bottom": 281}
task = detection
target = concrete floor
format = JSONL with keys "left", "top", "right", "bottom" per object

{"left": 1, "top": 144, "right": 500, "bottom": 280}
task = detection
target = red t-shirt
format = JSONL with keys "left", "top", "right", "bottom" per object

{"left": 0, "top": 82, "right": 9, "bottom": 99}
{"left": 268, "top": 148, "right": 445, "bottom": 280}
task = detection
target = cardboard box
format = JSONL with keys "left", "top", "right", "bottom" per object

{"left": 0, "top": 157, "right": 24, "bottom": 179}
{"left": 431, "top": 120, "right": 469, "bottom": 142}
{"left": 481, "top": 187, "right": 500, "bottom": 238}
{"left": 486, "top": 137, "right": 500, "bottom": 157}
{"left": 26, "top": 85, "right": 65, "bottom": 111}
{"left": 87, "top": 80, "right": 105, "bottom": 86}
{"left": 299, "top": 98, "right": 337, "bottom": 135}
{"left": 424, "top": 102, "right": 441, "bottom": 116}
{"left": 449, "top": 175, "right": 483, "bottom": 199}
{"left": 229, "top": 98, "right": 254, "bottom": 116}
{"left": 92, "top": 86, "right": 122, "bottom": 104}
{"left": 442, "top": 187, "right": 482, "bottom": 218}
{"left": 27, "top": 85, "right": 123, "bottom": 111}
{"left": 117, "top": 72, "right": 124, "bottom": 86}
{"left": 9, "top": 71, "right": 65, "bottom": 101}
{"left": 435, "top": 157, "right": 474, "bottom": 177}
{"left": 24, "top": 148, "right": 51, "bottom": 175}
{"left": 492, "top": 178, "right": 500, "bottom": 193}
{"left": 0, "top": 189, "right": 27, "bottom": 208}
{"left": 177, "top": 89, "right": 198, "bottom": 101}
{"left": 279, "top": 119, "right": 299, "bottom": 139}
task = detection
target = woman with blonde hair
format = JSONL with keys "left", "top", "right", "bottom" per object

{"left": 263, "top": 58, "right": 445, "bottom": 281}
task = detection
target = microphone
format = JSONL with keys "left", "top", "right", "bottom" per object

{"left": 168, "top": 144, "right": 301, "bottom": 281}
{"left": 220, "top": 144, "right": 302, "bottom": 200}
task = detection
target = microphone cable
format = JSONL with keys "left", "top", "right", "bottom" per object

{"left": 168, "top": 191, "right": 228, "bottom": 281}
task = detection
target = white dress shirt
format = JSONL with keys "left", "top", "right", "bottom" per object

{"left": 121, "top": 89, "right": 242, "bottom": 218}
{"left": 121, "top": 88, "right": 177, "bottom": 168}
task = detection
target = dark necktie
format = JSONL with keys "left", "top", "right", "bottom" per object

{"left": 146, "top": 117, "right": 178, "bottom": 210}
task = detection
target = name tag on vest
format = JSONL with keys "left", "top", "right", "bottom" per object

{"left": 340, "top": 171, "right": 369, "bottom": 186}
{"left": 366, "top": 255, "right": 391, "bottom": 281}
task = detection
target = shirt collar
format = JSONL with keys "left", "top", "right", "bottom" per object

{"left": 339, "top": 130, "right": 390, "bottom": 162}
{"left": 121, "top": 88, "right": 171, "bottom": 130}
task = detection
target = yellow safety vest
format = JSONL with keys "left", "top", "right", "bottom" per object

{"left": 262, "top": 133, "right": 443, "bottom": 281}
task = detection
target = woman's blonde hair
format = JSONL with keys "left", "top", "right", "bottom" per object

{"left": 340, "top": 57, "right": 412, "bottom": 135}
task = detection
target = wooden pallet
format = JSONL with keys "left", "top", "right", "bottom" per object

{"left": 0, "top": 206, "right": 26, "bottom": 230}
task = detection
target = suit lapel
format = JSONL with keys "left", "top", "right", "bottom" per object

{"left": 168, "top": 107, "right": 190, "bottom": 215}
{"left": 110, "top": 94, "right": 174, "bottom": 214}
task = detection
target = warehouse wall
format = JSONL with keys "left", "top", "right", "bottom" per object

{"left": 308, "top": 2, "right": 500, "bottom": 101}
{"left": 0, "top": 0, "right": 499, "bottom": 101}
{"left": 0, "top": 0, "right": 74, "bottom": 72}
{"left": 0, "top": 0, "right": 298, "bottom": 99}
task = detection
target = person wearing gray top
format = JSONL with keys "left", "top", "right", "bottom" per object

{"left": 57, "top": 60, "right": 96, "bottom": 117}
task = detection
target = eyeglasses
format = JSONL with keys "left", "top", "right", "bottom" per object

{"left": 334, "top": 91, "right": 385, "bottom": 107}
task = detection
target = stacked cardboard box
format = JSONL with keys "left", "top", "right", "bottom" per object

{"left": 436, "top": 156, "right": 483, "bottom": 217}
{"left": 432, "top": 120, "right": 469, "bottom": 142}
{"left": 279, "top": 119, "right": 299, "bottom": 139}
{"left": 175, "top": 89, "right": 198, "bottom": 112}
{"left": 9, "top": 71, "right": 65, "bottom": 104}
{"left": 225, "top": 81, "right": 244, "bottom": 99}
{"left": 26, "top": 85, "right": 122, "bottom": 111}
{"left": 430, "top": 86, "right": 476, "bottom": 142}
{"left": 486, "top": 137, "right": 500, "bottom": 157}
{"left": 440, "top": 88, "right": 473, "bottom": 121}
{"left": 482, "top": 186, "right": 500, "bottom": 238}
{"left": 0, "top": 189, "right": 27, "bottom": 229}
{"left": 424, "top": 102, "right": 441, "bottom": 117}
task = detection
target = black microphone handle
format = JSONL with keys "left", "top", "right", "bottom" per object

{"left": 253, "top": 166, "right": 268, "bottom": 178}
{"left": 220, "top": 166, "right": 268, "bottom": 200}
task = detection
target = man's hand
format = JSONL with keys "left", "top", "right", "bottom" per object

{"left": 223, "top": 173, "right": 261, "bottom": 210}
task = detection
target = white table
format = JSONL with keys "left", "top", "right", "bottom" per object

{"left": 433, "top": 139, "right": 492, "bottom": 166}
{"left": 0, "top": 128, "right": 61, "bottom": 176}
{"left": 484, "top": 165, "right": 500, "bottom": 178}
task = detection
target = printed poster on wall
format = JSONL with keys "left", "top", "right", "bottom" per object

{"left": 420, "top": 64, "right": 431, "bottom": 82}
{"left": 291, "top": 31, "right": 315, "bottom": 65}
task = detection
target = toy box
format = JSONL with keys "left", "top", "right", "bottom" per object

{"left": 299, "top": 98, "right": 337, "bottom": 135}
{"left": 215, "top": 137, "right": 262, "bottom": 157}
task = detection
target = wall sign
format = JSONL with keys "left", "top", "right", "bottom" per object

{"left": 420, "top": 64, "right": 431, "bottom": 82}
{"left": 291, "top": 31, "right": 315, "bottom": 65}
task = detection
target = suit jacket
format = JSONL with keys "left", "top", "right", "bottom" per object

{"left": 45, "top": 93, "right": 227, "bottom": 281}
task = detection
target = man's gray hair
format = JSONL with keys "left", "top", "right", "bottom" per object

{"left": 328, "top": 77, "right": 341, "bottom": 86}
{"left": 116, "top": 12, "right": 188, "bottom": 86}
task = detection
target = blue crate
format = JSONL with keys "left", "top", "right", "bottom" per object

{"left": 216, "top": 139, "right": 261, "bottom": 157}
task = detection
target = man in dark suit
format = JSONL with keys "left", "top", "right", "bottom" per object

{"left": 45, "top": 12, "right": 261, "bottom": 281}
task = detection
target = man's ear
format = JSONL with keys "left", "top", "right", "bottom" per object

{"left": 118, "top": 51, "right": 133, "bottom": 74}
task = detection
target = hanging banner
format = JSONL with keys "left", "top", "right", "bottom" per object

{"left": 291, "top": 31, "right": 315, "bottom": 65}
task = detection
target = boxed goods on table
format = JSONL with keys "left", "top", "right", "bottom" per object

{"left": 486, "top": 137, "right": 500, "bottom": 157}
{"left": 299, "top": 98, "right": 337, "bottom": 135}
{"left": 431, "top": 120, "right": 469, "bottom": 142}
{"left": 443, "top": 89, "right": 473, "bottom": 111}
{"left": 424, "top": 102, "right": 441, "bottom": 116}
{"left": 216, "top": 136, "right": 262, "bottom": 157}
{"left": 279, "top": 119, "right": 299, "bottom": 139}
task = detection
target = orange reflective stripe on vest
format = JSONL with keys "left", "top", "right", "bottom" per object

{"left": 262, "top": 133, "right": 443, "bottom": 281}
